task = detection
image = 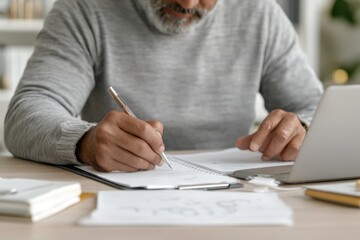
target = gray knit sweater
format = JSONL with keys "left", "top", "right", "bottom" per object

{"left": 5, "top": 0, "right": 323, "bottom": 165}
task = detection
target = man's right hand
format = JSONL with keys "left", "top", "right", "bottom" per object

{"left": 76, "top": 111, "right": 165, "bottom": 172}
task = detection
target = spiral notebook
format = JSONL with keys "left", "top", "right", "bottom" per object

{"left": 59, "top": 157, "right": 242, "bottom": 190}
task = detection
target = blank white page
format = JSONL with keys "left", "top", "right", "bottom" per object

{"left": 174, "top": 148, "right": 293, "bottom": 175}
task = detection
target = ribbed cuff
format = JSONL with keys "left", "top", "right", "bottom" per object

{"left": 296, "top": 114, "right": 311, "bottom": 130}
{"left": 56, "top": 120, "right": 97, "bottom": 165}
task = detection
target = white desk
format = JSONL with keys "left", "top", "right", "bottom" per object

{"left": 1, "top": 155, "right": 359, "bottom": 240}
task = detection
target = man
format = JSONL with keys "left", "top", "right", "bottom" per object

{"left": 4, "top": 0, "right": 323, "bottom": 172}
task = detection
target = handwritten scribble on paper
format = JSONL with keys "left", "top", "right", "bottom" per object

{"left": 82, "top": 191, "right": 293, "bottom": 226}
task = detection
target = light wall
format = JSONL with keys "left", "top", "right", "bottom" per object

{"left": 299, "top": 0, "right": 332, "bottom": 75}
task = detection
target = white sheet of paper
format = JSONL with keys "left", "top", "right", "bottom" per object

{"left": 173, "top": 148, "right": 294, "bottom": 174}
{"left": 79, "top": 191, "right": 293, "bottom": 226}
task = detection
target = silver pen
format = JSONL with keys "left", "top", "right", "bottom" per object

{"left": 107, "top": 86, "right": 173, "bottom": 170}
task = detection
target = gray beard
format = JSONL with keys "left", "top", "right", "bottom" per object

{"left": 136, "top": 0, "right": 208, "bottom": 34}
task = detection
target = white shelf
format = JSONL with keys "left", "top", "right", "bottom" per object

{"left": 0, "top": 19, "right": 43, "bottom": 45}
{"left": 0, "top": 90, "right": 15, "bottom": 102}
{"left": 299, "top": 0, "right": 331, "bottom": 75}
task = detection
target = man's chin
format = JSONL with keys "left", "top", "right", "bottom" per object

{"left": 155, "top": 23, "right": 196, "bottom": 35}
{"left": 135, "top": 0, "right": 203, "bottom": 35}
{"left": 152, "top": 16, "right": 202, "bottom": 35}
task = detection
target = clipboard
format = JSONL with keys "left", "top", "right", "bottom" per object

{"left": 57, "top": 156, "right": 243, "bottom": 190}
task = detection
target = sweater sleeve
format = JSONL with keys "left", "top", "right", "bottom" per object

{"left": 260, "top": 1, "right": 323, "bottom": 126}
{"left": 4, "top": 0, "right": 98, "bottom": 164}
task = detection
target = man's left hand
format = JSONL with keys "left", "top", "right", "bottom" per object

{"left": 235, "top": 109, "right": 307, "bottom": 161}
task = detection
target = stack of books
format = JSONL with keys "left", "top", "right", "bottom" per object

{"left": 305, "top": 180, "right": 360, "bottom": 208}
{"left": 0, "top": 178, "right": 82, "bottom": 222}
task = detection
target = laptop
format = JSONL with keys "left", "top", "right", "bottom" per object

{"left": 233, "top": 85, "right": 360, "bottom": 183}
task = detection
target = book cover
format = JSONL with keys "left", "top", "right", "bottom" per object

{"left": 305, "top": 181, "right": 360, "bottom": 208}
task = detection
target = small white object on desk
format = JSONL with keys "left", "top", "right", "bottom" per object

{"left": 79, "top": 190, "right": 293, "bottom": 226}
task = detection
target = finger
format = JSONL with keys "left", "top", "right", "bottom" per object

{"left": 250, "top": 110, "right": 284, "bottom": 152}
{"left": 107, "top": 146, "right": 156, "bottom": 170}
{"left": 259, "top": 137, "right": 280, "bottom": 161}
{"left": 258, "top": 135, "right": 271, "bottom": 153}
{"left": 280, "top": 130, "right": 306, "bottom": 161}
{"left": 92, "top": 156, "right": 139, "bottom": 172}
{"left": 147, "top": 120, "right": 164, "bottom": 135}
{"left": 261, "top": 113, "right": 302, "bottom": 160}
{"left": 90, "top": 141, "right": 157, "bottom": 171}
{"left": 114, "top": 149, "right": 156, "bottom": 170}
{"left": 235, "top": 134, "right": 253, "bottom": 150}
{"left": 147, "top": 120, "right": 165, "bottom": 150}
{"left": 113, "top": 128, "right": 163, "bottom": 166}
{"left": 88, "top": 146, "right": 140, "bottom": 172}
{"left": 236, "top": 134, "right": 271, "bottom": 154}
{"left": 116, "top": 113, "right": 164, "bottom": 155}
